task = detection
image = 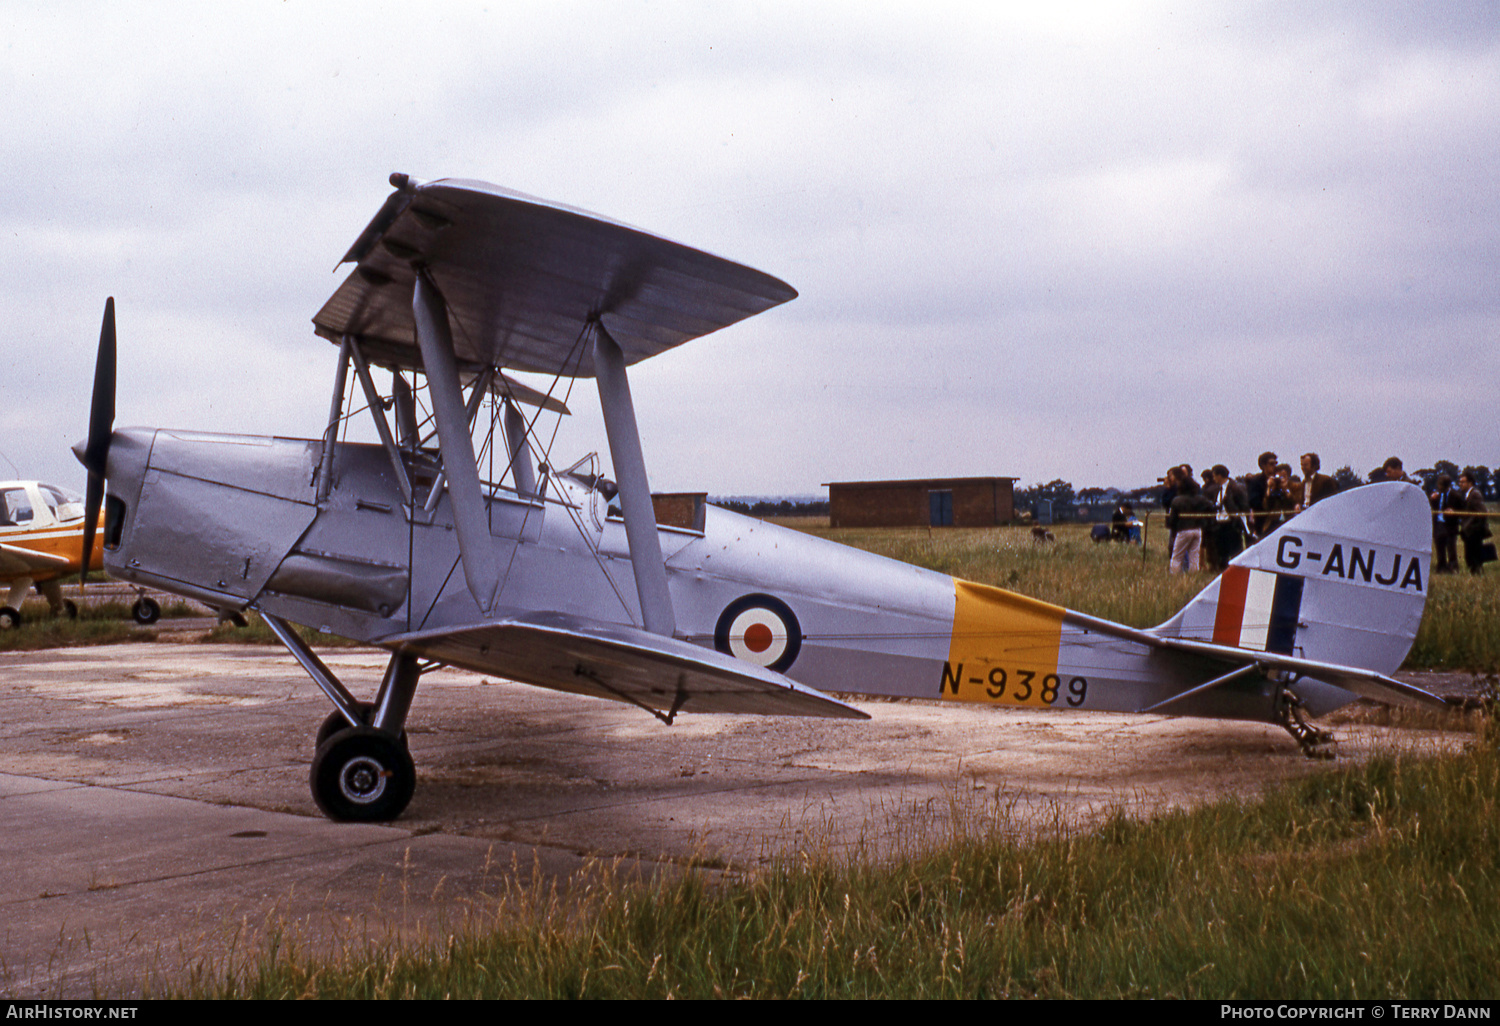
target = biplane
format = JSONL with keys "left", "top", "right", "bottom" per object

{"left": 77, "top": 174, "right": 1444, "bottom": 821}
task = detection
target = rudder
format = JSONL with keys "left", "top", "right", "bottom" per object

{"left": 1154, "top": 482, "right": 1430, "bottom": 677}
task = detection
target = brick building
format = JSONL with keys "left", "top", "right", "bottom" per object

{"left": 825, "top": 477, "right": 1017, "bottom": 528}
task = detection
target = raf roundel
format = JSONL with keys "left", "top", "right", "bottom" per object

{"left": 714, "top": 595, "right": 803, "bottom": 674}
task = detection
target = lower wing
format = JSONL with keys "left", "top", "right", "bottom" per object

{"left": 382, "top": 610, "right": 869, "bottom": 721}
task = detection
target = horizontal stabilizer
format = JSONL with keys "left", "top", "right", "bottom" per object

{"left": 382, "top": 611, "right": 869, "bottom": 720}
{"left": 314, "top": 177, "right": 797, "bottom": 379}
{"left": 1146, "top": 634, "right": 1447, "bottom": 711}
{"left": 1060, "top": 606, "right": 1447, "bottom": 712}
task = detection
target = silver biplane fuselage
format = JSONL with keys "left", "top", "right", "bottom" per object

{"left": 101, "top": 428, "right": 967, "bottom": 697}
{"left": 81, "top": 176, "right": 1443, "bottom": 821}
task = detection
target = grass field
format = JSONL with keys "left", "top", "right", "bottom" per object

{"left": 0, "top": 594, "right": 215, "bottom": 652}
{"left": 0, "top": 599, "right": 156, "bottom": 652}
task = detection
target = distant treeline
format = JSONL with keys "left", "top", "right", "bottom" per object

{"left": 712, "top": 497, "right": 830, "bottom": 518}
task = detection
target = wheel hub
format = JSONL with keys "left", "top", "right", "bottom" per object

{"left": 339, "top": 755, "right": 389, "bottom": 803}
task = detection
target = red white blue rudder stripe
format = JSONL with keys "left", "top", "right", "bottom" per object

{"left": 1211, "top": 567, "right": 1304, "bottom": 654}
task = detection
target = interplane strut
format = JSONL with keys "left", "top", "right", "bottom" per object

{"left": 592, "top": 321, "right": 676, "bottom": 638}
{"left": 412, "top": 272, "right": 502, "bottom": 614}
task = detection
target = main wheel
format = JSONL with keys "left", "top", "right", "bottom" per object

{"left": 315, "top": 702, "right": 407, "bottom": 750}
{"left": 311, "top": 727, "right": 416, "bottom": 822}
{"left": 131, "top": 597, "right": 161, "bottom": 625}
{"left": 61, "top": 599, "right": 78, "bottom": 620}
{"left": 0, "top": 607, "right": 19, "bottom": 630}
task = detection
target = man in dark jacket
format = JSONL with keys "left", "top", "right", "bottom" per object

{"left": 1458, "top": 472, "right": 1492, "bottom": 575}
{"left": 1212, "top": 465, "right": 1251, "bottom": 566}
{"left": 1296, "top": 452, "right": 1337, "bottom": 513}
{"left": 1431, "top": 474, "right": 1460, "bottom": 574}
{"left": 1246, "top": 451, "right": 1277, "bottom": 539}
{"left": 1167, "top": 475, "right": 1213, "bottom": 573}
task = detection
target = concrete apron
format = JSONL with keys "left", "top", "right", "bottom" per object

{"left": 0, "top": 643, "right": 1469, "bottom": 997}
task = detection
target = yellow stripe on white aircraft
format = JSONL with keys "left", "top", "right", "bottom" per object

{"left": 942, "top": 579, "right": 1069, "bottom": 707}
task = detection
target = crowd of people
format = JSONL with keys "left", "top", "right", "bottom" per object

{"left": 1138, "top": 452, "right": 1494, "bottom": 576}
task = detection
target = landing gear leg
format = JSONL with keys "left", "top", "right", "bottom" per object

{"left": 1276, "top": 689, "right": 1336, "bottom": 759}
{"left": 5, "top": 580, "right": 30, "bottom": 625}
{"left": 314, "top": 654, "right": 418, "bottom": 749}
{"left": 38, "top": 580, "right": 75, "bottom": 619}
{"left": 262, "top": 612, "right": 426, "bottom": 823}
{"left": 310, "top": 653, "right": 422, "bottom": 821}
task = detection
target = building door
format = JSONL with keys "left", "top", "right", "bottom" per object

{"left": 929, "top": 489, "right": 954, "bottom": 527}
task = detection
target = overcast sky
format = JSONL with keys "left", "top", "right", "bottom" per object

{"left": 3, "top": 1, "right": 1497, "bottom": 498}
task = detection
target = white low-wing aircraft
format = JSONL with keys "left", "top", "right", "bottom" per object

{"left": 77, "top": 175, "right": 1444, "bottom": 821}
{"left": 0, "top": 480, "right": 97, "bottom": 627}
{"left": 0, "top": 480, "right": 164, "bottom": 626}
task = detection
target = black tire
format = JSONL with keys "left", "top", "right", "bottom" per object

{"left": 62, "top": 599, "right": 78, "bottom": 620}
{"left": 0, "top": 607, "right": 20, "bottom": 630}
{"left": 131, "top": 597, "right": 161, "bottom": 625}
{"left": 315, "top": 702, "right": 408, "bottom": 750}
{"left": 310, "top": 726, "right": 416, "bottom": 822}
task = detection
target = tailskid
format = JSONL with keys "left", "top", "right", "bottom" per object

{"left": 1275, "top": 687, "right": 1336, "bottom": 759}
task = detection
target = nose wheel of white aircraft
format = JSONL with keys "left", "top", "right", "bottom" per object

{"left": 311, "top": 726, "right": 416, "bottom": 822}
{"left": 131, "top": 597, "right": 160, "bottom": 625}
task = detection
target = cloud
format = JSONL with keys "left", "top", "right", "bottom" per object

{"left": 2, "top": 2, "right": 1497, "bottom": 498}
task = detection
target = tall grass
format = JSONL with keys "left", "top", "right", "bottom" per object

{"left": 0, "top": 604, "right": 357, "bottom": 652}
{"left": 793, "top": 522, "right": 1500, "bottom": 672}
{"left": 1408, "top": 573, "right": 1500, "bottom": 672}
{"left": 0, "top": 600, "right": 146, "bottom": 651}
{"left": 161, "top": 725, "right": 1500, "bottom": 999}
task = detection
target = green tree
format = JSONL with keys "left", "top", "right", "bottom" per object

{"left": 1331, "top": 465, "right": 1363, "bottom": 491}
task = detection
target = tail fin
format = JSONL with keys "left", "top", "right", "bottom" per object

{"left": 1153, "top": 482, "right": 1430, "bottom": 676}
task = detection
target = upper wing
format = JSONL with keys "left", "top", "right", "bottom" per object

{"left": 382, "top": 610, "right": 868, "bottom": 720}
{"left": 313, "top": 176, "right": 798, "bottom": 378}
{"left": 0, "top": 541, "right": 73, "bottom": 577}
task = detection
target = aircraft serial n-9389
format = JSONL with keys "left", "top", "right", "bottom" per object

{"left": 76, "top": 174, "right": 1444, "bottom": 821}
